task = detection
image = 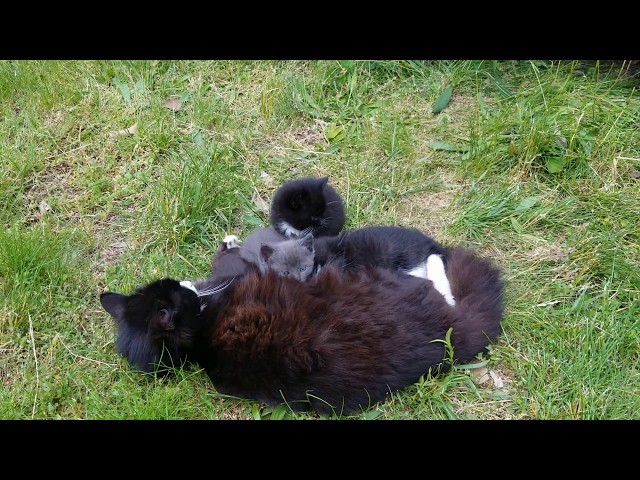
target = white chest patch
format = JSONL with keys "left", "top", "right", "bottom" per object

{"left": 278, "top": 221, "right": 305, "bottom": 238}
{"left": 405, "top": 263, "right": 428, "bottom": 279}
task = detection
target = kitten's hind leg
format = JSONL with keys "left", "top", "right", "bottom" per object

{"left": 426, "top": 254, "right": 456, "bottom": 307}
{"left": 223, "top": 234, "right": 242, "bottom": 249}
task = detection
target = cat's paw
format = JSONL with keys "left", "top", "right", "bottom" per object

{"left": 223, "top": 235, "right": 242, "bottom": 249}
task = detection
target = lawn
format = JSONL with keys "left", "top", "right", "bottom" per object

{"left": 0, "top": 60, "right": 638, "bottom": 419}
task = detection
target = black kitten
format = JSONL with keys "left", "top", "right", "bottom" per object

{"left": 100, "top": 246, "right": 504, "bottom": 415}
{"left": 269, "top": 176, "right": 345, "bottom": 238}
{"left": 315, "top": 225, "right": 455, "bottom": 305}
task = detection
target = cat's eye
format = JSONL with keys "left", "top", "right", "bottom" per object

{"left": 300, "top": 266, "right": 308, "bottom": 272}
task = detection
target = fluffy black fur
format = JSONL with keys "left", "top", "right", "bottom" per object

{"left": 100, "top": 244, "right": 503, "bottom": 415}
{"left": 269, "top": 176, "right": 345, "bottom": 238}
{"left": 314, "top": 225, "right": 449, "bottom": 274}
{"left": 99, "top": 279, "right": 204, "bottom": 373}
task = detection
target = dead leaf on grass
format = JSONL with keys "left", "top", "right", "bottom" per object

{"left": 489, "top": 370, "right": 505, "bottom": 389}
{"left": 38, "top": 200, "right": 51, "bottom": 214}
{"left": 163, "top": 97, "right": 182, "bottom": 112}
{"left": 115, "top": 123, "right": 138, "bottom": 136}
{"left": 260, "top": 171, "right": 273, "bottom": 185}
{"left": 252, "top": 191, "right": 270, "bottom": 213}
{"left": 471, "top": 367, "right": 505, "bottom": 388}
{"left": 471, "top": 367, "right": 491, "bottom": 385}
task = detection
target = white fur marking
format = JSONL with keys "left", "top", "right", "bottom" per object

{"left": 278, "top": 221, "right": 305, "bottom": 238}
{"left": 425, "top": 255, "right": 456, "bottom": 307}
{"left": 405, "top": 263, "right": 428, "bottom": 279}
{"left": 223, "top": 235, "right": 241, "bottom": 248}
{"left": 179, "top": 280, "right": 198, "bottom": 295}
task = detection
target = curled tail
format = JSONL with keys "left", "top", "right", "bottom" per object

{"left": 445, "top": 247, "right": 505, "bottom": 363}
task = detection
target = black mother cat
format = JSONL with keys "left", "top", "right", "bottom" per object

{"left": 100, "top": 243, "right": 503, "bottom": 415}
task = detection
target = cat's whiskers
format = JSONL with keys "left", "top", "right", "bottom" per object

{"left": 196, "top": 277, "right": 236, "bottom": 312}
{"left": 196, "top": 277, "right": 235, "bottom": 297}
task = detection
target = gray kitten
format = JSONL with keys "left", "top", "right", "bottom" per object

{"left": 239, "top": 227, "right": 316, "bottom": 281}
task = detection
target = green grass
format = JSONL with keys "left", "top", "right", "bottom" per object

{"left": 1, "top": 60, "right": 638, "bottom": 420}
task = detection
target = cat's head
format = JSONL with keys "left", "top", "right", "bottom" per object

{"left": 269, "top": 176, "right": 345, "bottom": 237}
{"left": 100, "top": 278, "right": 202, "bottom": 374}
{"left": 259, "top": 233, "right": 315, "bottom": 281}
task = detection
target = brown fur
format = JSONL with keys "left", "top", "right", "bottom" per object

{"left": 101, "top": 245, "right": 504, "bottom": 415}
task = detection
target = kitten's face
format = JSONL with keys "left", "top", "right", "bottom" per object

{"left": 270, "top": 177, "right": 345, "bottom": 237}
{"left": 100, "top": 278, "right": 202, "bottom": 373}
{"left": 283, "top": 179, "right": 328, "bottom": 231}
{"left": 259, "top": 235, "right": 315, "bottom": 281}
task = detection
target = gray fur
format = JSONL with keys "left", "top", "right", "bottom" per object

{"left": 240, "top": 227, "right": 315, "bottom": 281}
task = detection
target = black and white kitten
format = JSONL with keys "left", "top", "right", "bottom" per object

{"left": 315, "top": 225, "right": 455, "bottom": 305}
{"left": 269, "top": 176, "right": 345, "bottom": 238}
{"left": 100, "top": 244, "right": 504, "bottom": 415}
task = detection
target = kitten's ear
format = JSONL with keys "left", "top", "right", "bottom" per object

{"left": 100, "top": 292, "right": 128, "bottom": 321}
{"left": 260, "top": 244, "right": 275, "bottom": 262}
{"left": 300, "top": 233, "right": 314, "bottom": 252}
{"left": 318, "top": 176, "right": 329, "bottom": 188}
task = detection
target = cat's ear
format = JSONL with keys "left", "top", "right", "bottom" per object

{"left": 300, "top": 233, "right": 314, "bottom": 252}
{"left": 260, "top": 244, "right": 275, "bottom": 262}
{"left": 100, "top": 292, "right": 128, "bottom": 321}
{"left": 318, "top": 176, "right": 329, "bottom": 188}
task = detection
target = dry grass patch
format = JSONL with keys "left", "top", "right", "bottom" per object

{"left": 394, "top": 170, "right": 462, "bottom": 243}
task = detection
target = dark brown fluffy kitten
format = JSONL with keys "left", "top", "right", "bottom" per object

{"left": 269, "top": 176, "right": 345, "bottom": 238}
{"left": 100, "top": 246, "right": 504, "bottom": 415}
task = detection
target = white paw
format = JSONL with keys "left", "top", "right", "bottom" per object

{"left": 223, "top": 235, "right": 241, "bottom": 249}
{"left": 179, "top": 280, "right": 198, "bottom": 294}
